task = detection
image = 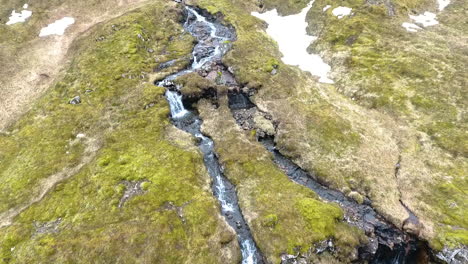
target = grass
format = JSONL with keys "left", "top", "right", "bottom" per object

{"left": 191, "top": 0, "right": 467, "bottom": 252}
{"left": 198, "top": 98, "right": 364, "bottom": 263}
{"left": 0, "top": 2, "right": 240, "bottom": 263}
{"left": 308, "top": 0, "right": 468, "bottom": 249}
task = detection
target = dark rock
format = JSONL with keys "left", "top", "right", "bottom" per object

{"left": 193, "top": 45, "right": 216, "bottom": 62}
{"left": 69, "top": 96, "right": 81, "bottom": 105}
{"left": 157, "top": 59, "right": 177, "bottom": 71}
{"left": 228, "top": 91, "right": 255, "bottom": 110}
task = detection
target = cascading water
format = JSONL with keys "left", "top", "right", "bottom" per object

{"left": 165, "top": 89, "right": 188, "bottom": 118}
{"left": 156, "top": 6, "right": 262, "bottom": 264}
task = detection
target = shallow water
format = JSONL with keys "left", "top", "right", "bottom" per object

{"left": 156, "top": 6, "right": 262, "bottom": 264}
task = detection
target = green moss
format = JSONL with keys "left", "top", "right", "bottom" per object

{"left": 295, "top": 198, "right": 343, "bottom": 240}
{"left": 262, "top": 214, "right": 279, "bottom": 228}
{"left": 0, "top": 2, "right": 240, "bottom": 263}
{"left": 262, "top": 0, "right": 310, "bottom": 15}
{"left": 0, "top": 2, "right": 194, "bottom": 213}
{"left": 198, "top": 100, "right": 359, "bottom": 263}
{"left": 175, "top": 72, "right": 216, "bottom": 97}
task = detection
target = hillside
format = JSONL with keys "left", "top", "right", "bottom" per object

{"left": 0, "top": 0, "right": 466, "bottom": 263}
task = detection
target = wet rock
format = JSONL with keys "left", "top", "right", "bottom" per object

{"left": 193, "top": 45, "right": 216, "bottom": 62}
{"left": 69, "top": 96, "right": 81, "bottom": 105}
{"left": 157, "top": 59, "right": 177, "bottom": 71}
{"left": 228, "top": 91, "right": 255, "bottom": 110}
{"left": 359, "top": 237, "right": 379, "bottom": 260}
{"left": 437, "top": 246, "right": 468, "bottom": 264}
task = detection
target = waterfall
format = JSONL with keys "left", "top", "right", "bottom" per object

{"left": 157, "top": 5, "right": 262, "bottom": 263}
{"left": 165, "top": 90, "right": 188, "bottom": 118}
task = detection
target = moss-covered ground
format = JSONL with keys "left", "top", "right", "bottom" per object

{"left": 1, "top": 0, "right": 465, "bottom": 261}
{"left": 189, "top": 0, "right": 467, "bottom": 252}
{"left": 307, "top": 0, "right": 467, "bottom": 249}
{"left": 0, "top": 2, "right": 240, "bottom": 263}
{"left": 198, "top": 95, "right": 365, "bottom": 263}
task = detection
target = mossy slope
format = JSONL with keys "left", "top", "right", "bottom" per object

{"left": 198, "top": 95, "right": 365, "bottom": 263}
{"left": 0, "top": 2, "right": 240, "bottom": 263}
{"left": 189, "top": 0, "right": 467, "bottom": 252}
{"left": 308, "top": 0, "right": 467, "bottom": 249}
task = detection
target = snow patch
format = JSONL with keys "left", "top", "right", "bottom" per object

{"left": 402, "top": 22, "right": 422, "bottom": 32}
{"left": 437, "top": 0, "right": 450, "bottom": 11}
{"left": 6, "top": 8, "right": 32, "bottom": 25}
{"left": 23, "top": 4, "right": 28, "bottom": 9}
{"left": 332, "top": 6, "right": 352, "bottom": 19}
{"left": 39, "top": 17, "right": 75, "bottom": 37}
{"left": 323, "top": 5, "right": 331, "bottom": 12}
{"left": 252, "top": 3, "right": 333, "bottom": 83}
{"left": 410, "top": 12, "right": 438, "bottom": 27}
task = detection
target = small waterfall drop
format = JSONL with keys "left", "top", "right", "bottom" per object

{"left": 165, "top": 90, "right": 188, "bottom": 118}
{"left": 156, "top": 5, "right": 262, "bottom": 264}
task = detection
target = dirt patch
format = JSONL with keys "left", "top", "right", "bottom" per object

{"left": 0, "top": 0, "right": 151, "bottom": 132}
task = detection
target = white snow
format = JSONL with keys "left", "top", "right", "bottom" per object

{"left": 402, "top": 22, "right": 422, "bottom": 32}
{"left": 437, "top": 0, "right": 450, "bottom": 11}
{"left": 323, "top": 5, "right": 331, "bottom": 12}
{"left": 23, "top": 4, "right": 28, "bottom": 9}
{"left": 410, "top": 12, "right": 438, "bottom": 27}
{"left": 6, "top": 9, "right": 32, "bottom": 25}
{"left": 39, "top": 17, "right": 75, "bottom": 37}
{"left": 252, "top": 2, "right": 333, "bottom": 83}
{"left": 332, "top": 6, "right": 352, "bottom": 19}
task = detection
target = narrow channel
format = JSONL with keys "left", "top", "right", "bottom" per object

{"left": 227, "top": 91, "right": 434, "bottom": 264}
{"left": 156, "top": 6, "right": 263, "bottom": 264}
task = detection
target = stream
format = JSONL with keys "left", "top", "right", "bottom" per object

{"left": 157, "top": 3, "right": 435, "bottom": 264}
{"left": 259, "top": 136, "right": 430, "bottom": 264}
{"left": 156, "top": 6, "right": 262, "bottom": 264}
{"left": 228, "top": 90, "right": 434, "bottom": 264}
